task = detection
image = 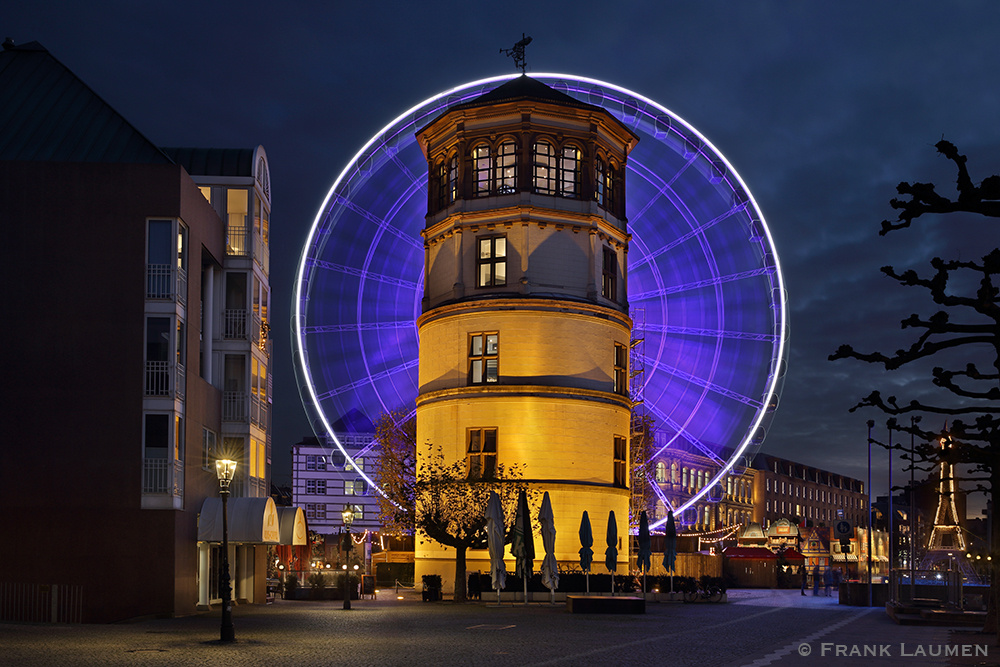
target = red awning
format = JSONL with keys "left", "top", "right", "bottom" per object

{"left": 723, "top": 546, "right": 778, "bottom": 559}
{"left": 780, "top": 548, "right": 806, "bottom": 561}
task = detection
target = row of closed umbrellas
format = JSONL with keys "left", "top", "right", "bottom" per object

{"left": 485, "top": 489, "right": 680, "bottom": 602}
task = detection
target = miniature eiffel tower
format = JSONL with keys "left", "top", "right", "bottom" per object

{"left": 918, "top": 435, "right": 977, "bottom": 580}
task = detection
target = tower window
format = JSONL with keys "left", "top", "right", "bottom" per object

{"left": 532, "top": 141, "right": 556, "bottom": 195}
{"left": 613, "top": 343, "right": 628, "bottom": 395}
{"left": 469, "top": 333, "right": 499, "bottom": 384}
{"left": 655, "top": 461, "right": 667, "bottom": 483}
{"left": 603, "top": 247, "right": 617, "bottom": 301}
{"left": 467, "top": 428, "right": 497, "bottom": 480}
{"left": 595, "top": 157, "right": 606, "bottom": 206}
{"left": 613, "top": 436, "right": 627, "bottom": 487}
{"left": 436, "top": 161, "right": 449, "bottom": 210}
{"left": 606, "top": 164, "right": 617, "bottom": 213}
{"left": 477, "top": 236, "right": 506, "bottom": 287}
{"left": 495, "top": 141, "right": 517, "bottom": 194}
{"left": 448, "top": 155, "right": 457, "bottom": 202}
{"left": 473, "top": 145, "right": 491, "bottom": 197}
{"left": 559, "top": 146, "right": 580, "bottom": 197}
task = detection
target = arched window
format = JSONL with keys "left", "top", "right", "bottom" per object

{"left": 559, "top": 145, "right": 581, "bottom": 197}
{"left": 682, "top": 467, "right": 688, "bottom": 489}
{"left": 656, "top": 500, "right": 665, "bottom": 520}
{"left": 495, "top": 141, "right": 517, "bottom": 194}
{"left": 533, "top": 141, "right": 556, "bottom": 194}
{"left": 696, "top": 470, "right": 703, "bottom": 490}
{"left": 727, "top": 477, "right": 733, "bottom": 497}
{"left": 655, "top": 461, "right": 666, "bottom": 483}
{"left": 595, "top": 156, "right": 606, "bottom": 205}
{"left": 606, "top": 163, "right": 617, "bottom": 212}
{"left": 671, "top": 462, "right": 679, "bottom": 484}
{"left": 704, "top": 506, "right": 711, "bottom": 526}
{"left": 472, "top": 145, "right": 491, "bottom": 197}
{"left": 448, "top": 154, "right": 457, "bottom": 203}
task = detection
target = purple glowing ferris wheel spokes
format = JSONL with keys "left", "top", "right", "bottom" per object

{"left": 292, "top": 73, "right": 788, "bottom": 513}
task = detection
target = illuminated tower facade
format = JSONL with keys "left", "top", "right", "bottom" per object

{"left": 414, "top": 76, "right": 638, "bottom": 589}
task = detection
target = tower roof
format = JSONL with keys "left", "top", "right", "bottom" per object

{"left": 0, "top": 39, "right": 172, "bottom": 163}
{"left": 452, "top": 74, "right": 597, "bottom": 112}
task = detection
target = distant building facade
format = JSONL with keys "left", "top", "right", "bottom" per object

{"left": 291, "top": 434, "right": 381, "bottom": 535}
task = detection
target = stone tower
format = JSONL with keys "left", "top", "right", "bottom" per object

{"left": 413, "top": 75, "right": 639, "bottom": 591}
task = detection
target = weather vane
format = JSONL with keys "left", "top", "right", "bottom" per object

{"left": 500, "top": 34, "right": 532, "bottom": 74}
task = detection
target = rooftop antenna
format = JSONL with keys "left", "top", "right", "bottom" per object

{"left": 500, "top": 34, "right": 532, "bottom": 74}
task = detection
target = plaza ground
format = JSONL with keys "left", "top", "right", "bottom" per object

{"left": 0, "top": 589, "right": 993, "bottom": 666}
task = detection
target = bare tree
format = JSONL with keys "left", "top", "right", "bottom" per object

{"left": 830, "top": 141, "right": 1000, "bottom": 638}
{"left": 371, "top": 410, "right": 536, "bottom": 602}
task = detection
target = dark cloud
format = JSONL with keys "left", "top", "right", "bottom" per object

{"left": 9, "top": 1, "right": 999, "bottom": 510}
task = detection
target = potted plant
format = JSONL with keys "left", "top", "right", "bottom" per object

{"left": 284, "top": 574, "right": 299, "bottom": 600}
{"left": 421, "top": 574, "right": 442, "bottom": 601}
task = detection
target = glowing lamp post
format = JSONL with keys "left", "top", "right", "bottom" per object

{"left": 215, "top": 458, "right": 237, "bottom": 642}
{"left": 342, "top": 505, "right": 354, "bottom": 610}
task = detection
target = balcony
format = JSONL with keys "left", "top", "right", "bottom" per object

{"left": 224, "top": 309, "right": 248, "bottom": 340}
{"left": 227, "top": 226, "right": 249, "bottom": 257}
{"left": 144, "top": 362, "right": 185, "bottom": 399}
{"left": 223, "top": 391, "right": 247, "bottom": 422}
{"left": 253, "top": 229, "right": 269, "bottom": 276}
{"left": 250, "top": 393, "right": 268, "bottom": 428}
{"left": 143, "top": 458, "right": 184, "bottom": 497}
{"left": 146, "top": 264, "right": 186, "bottom": 302}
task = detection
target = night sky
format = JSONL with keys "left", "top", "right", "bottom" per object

{"left": 10, "top": 2, "right": 999, "bottom": 514}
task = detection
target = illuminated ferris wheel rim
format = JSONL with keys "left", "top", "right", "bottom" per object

{"left": 292, "top": 73, "right": 788, "bottom": 527}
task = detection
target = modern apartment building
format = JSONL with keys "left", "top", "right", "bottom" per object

{"left": 1, "top": 39, "right": 292, "bottom": 623}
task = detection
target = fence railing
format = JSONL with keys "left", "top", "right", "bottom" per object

{"left": 143, "top": 458, "right": 170, "bottom": 493}
{"left": 0, "top": 583, "right": 83, "bottom": 623}
{"left": 227, "top": 226, "right": 249, "bottom": 257}
{"left": 224, "top": 309, "right": 248, "bottom": 339}
{"left": 145, "top": 361, "right": 170, "bottom": 396}
{"left": 146, "top": 264, "right": 173, "bottom": 299}
{"left": 223, "top": 391, "right": 247, "bottom": 422}
{"left": 889, "top": 568, "right": 963, "bottom": 607}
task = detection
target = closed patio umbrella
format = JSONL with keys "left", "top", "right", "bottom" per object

{"left": 485, "top": 490, "right": 506, "bottom": 605}
{"left": 579, "top": 511, "right": 594, "bottom": 594}
{"left": 605, "top": 510, "right": 618, "bottom": 596}
{"left": 664, "top": 509, "right": 677, "bottom": 594}
{"left": 538, "top": 491, "right": 558, "bottom": 604}
{"left": 638, "top": 510, "right": 651, "bottom": 595}
{"left": 511, "top": 489, "right": 534, "bottom": 605}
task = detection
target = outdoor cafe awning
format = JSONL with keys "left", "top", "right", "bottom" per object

{"left": 198, "top": 497, "right": 280, "bottom": 544}
{"left": 278, "top": 506, "right": 308, "bottom": 545}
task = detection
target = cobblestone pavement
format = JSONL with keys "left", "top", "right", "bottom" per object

{"left": 0, "top": 589, "right": 994, "bottom": 667}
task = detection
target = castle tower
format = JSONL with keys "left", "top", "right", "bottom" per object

{"left": 413, "top": 76, "right": 639, "bottom": 589}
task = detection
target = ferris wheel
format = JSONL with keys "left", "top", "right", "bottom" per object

{"left": 292, "top": 74, "right": 788, "bottom": 529}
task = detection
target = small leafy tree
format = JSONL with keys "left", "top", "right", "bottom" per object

{"left": 372, "top": 409, "right": 417, "bottom": 535}
{"left": 830, "top": 141, "right": 1000, "bottom": 638}
{"left": 371, "top": 410, "right": 537, "bottom": 602}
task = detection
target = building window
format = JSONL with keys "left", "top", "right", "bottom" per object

{"left": 316, "top": 480, "right": 327, "bottom": 495}
{"left": 606, "top": 164, "right": 617, "bottom": 213}
{"left": 467, "top": 428, "right": 497, "bottom": 480}
{"left": 603, "top": 247, "right": 617, "bottom": 301}
{"left": 316, "top": 456, "right": 326, "bottom": 471}
{"left": 477, "top": 236, "right": 506, "bottom": 288}
{"left": 306, "top": 455, "right": 316, "bottom": 471}
{"left": 655, "top": 462, "right": 667, "bottom": 483}
{"left": 316, "top": 504, "right": 327, "bottom": 520}
{"left": 613, "top": 436, "right": 627, "bottom": 487}
{"left": 351, "top": 504, "right": 364, "bottom": 521}
{"left": 306, "top": 480, "right": 317, "bottom": 494}
{"left": 473, "top": 145, "right": 491, "bottom": 196}
{"left": 469, "top": 333, "right": 499, "bottom": 384}
{"left": 448, "top": 155, "right": 458, "bottom": 203}
{"left": 614, "top": 343, "right": 628, "bottom": 395}
{"left": 671, "top": 463, "right": 679, "bottom": 484}
{"left": 595, "top": 157, "right": 606, "bottom": 206}
{"left": 533, "top": 141, "right": 556, "bottom": 194}
{"left": 682, "top": 467, "right": 688, "bottom": 488}
{"left": 345, "top": 457, "right": 364, "bottom": 472}
{"left": 202, "top": 428, "right": 217, "bottom": 470}
{"left": 559, "top": 146, "right": 581, "bottom": 197}
{"left": 437, "top": 161, "right": 449, "bottom": 210}
{"left": 495, "top": 141, "right": 517, "bottom": 194}
{"left": 305, "top": 503, "right": 316, "bottom": 519}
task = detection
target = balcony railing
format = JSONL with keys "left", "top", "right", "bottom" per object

{"left": 250, "top": 394, "right": 269, "bottom": 428}
{"left": 254, "top": 230, "right": 269, "bottom": 276}
{"left": 224, "top": 309, "right": 248, "bottom": 340}
{"left": 145, "top": 361, "right": 170, "bottom": 396}
{"left": 223, "top": 391, "right": 247, "bottom": 422}
{"left": 142, "top": 458, "right": 184, "bottom": 496}
{"left": 146, "top": 265, "right": 186, "bottom": 302}
{"left": 227, "top": 226, "right": 249, "bottom": 257}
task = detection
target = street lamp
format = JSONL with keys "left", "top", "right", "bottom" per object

{"left": 342, "top": 505, "right": 354, "bottom": 610}
{"left": 909, "top": 415, "right": 921, "bottom": 603}
{"left": 866, "top": 419, "right": 874, "bottom": 608}
{"left": 215, "top": 458, "right": 237, "bottom": 642}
